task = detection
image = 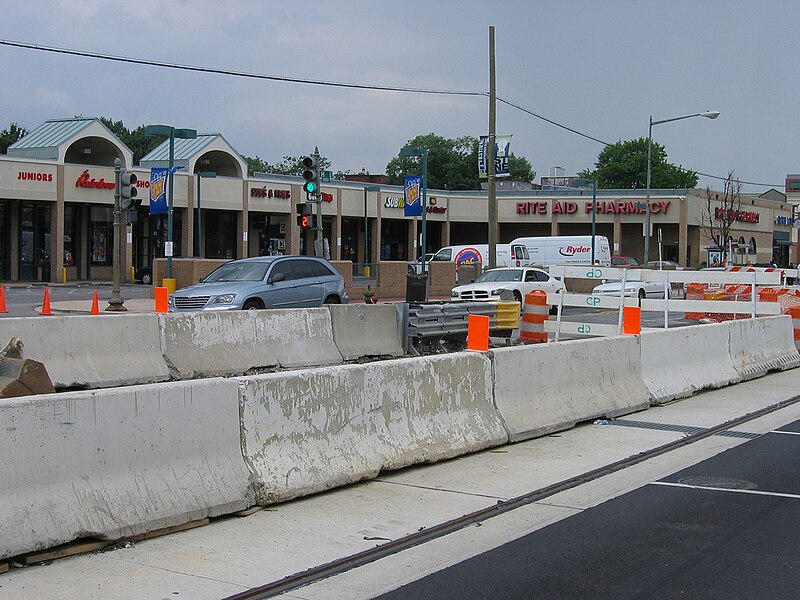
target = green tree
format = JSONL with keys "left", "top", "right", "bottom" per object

{"left": 99, "top": 117, "right": 164, "bottom": 164}
{"left": 579, "top": 138, "right": 698, "bottom": 189}
{"left": 386, "top": 133, "right": 535, "bottom": 190}
{"left": 0, "top": 122, "right": 27, "bottom": 154}
{"left": 242, "top": 154, "right": 332, "bottom": 177}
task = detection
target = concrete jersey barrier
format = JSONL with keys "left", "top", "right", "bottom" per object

{"left": 0, "top": 314, "right": 170, "bottom": 389}
{"left": 328, "top": 304, "right": 404, "bottom": 360}
{"left": 491, "top": 336, "right": 650, "bottom": 441}
{"left": 726, "top": 315, "right": 800, "bottom": 380}
{"left": 640, "top": 323, "right": 742, "bottom": 404}
{"left": 253, "top": 308, "right": 343, "bottom": 368}
{"left": 237, "top": 352, "right": 508, "bottom": 504}
{"left": 0, "top": 379, "right": 253, "bottom": 560}
{"left": 160, "top": 312, "right": 280, "bottom": 378}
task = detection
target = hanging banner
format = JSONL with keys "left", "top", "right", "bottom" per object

{"left": 478, "top": 134, "right": 512, "bottom": 178}
{"left": 149, "top": 167, "right": 168, "bottom": 215}
{"left": 404, "top": 175, "right": 422, "bottom": 217}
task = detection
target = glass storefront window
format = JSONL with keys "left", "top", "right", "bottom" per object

{"left": 205, "top": 210, "right": 237, "bottom": 260}
{"left": 90, "top": 206, "right": 113, "bottom": 265}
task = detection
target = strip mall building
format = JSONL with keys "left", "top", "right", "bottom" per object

{"left": 2, "top": 117, "right": 797, "bottom": 284}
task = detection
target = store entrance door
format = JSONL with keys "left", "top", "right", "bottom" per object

{"left": 19, "top": 203, "right": 51, "bottom": 282}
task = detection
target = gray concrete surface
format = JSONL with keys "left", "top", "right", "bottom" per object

{"left": 2, "top": 368, "right": 799, "bottom": 599}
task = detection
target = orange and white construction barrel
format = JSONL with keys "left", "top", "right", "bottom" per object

{"left": 519, "top": 290, "right": 548, "bottom": 344}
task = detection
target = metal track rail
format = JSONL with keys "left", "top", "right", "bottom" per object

{"left": 223, "top": 394, "right": 800, "bottom": 600}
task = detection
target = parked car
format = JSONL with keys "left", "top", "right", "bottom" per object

{"left": 450, "top": 266, "right": 565, "bottom": 309}
{"left": 645, "top": 260, "right": 684, "bottom": 270}
{"left": 592, "top": 279, "right": 671, "bottom": 300}
{"left": 168, "top": 255, "right": 348, "bottom": 312}
{"left": 611, "top": 256, "right": 639, "bottom": 268}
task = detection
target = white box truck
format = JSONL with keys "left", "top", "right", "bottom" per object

{"left": 509, "top": 235, "right": 611, "bottom": 266}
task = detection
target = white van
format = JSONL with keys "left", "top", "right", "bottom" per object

{"left": 430, "top": 243, "right": 530, "bottom": 268}
{"left": 509, "top": 235, "right": 611, "bottom": 266}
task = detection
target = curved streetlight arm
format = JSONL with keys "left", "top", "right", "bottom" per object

{"left": 651, "top": 111, "right": 720, "bottom": 127}
{"left": 644, "top": 110, "right": 719, "bottom": 263}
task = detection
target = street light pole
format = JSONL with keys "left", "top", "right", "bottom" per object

{"left": 576, "top": 178, "right": 598, "bottom": 264}
{"left": 644, "top": 110, "right": 719, "bottom": 263}
{"left": 399, "top": 146, "right": 429, "bottom": 277}
{"left": 363, "top": 185, "right": 380, "bottom": 272}
{"left": 144, "top": 125, "right": 197, "bottom": 284}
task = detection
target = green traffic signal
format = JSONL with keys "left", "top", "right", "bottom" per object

{"left": 303, "top": 180, "right": 318, "bottom": 194}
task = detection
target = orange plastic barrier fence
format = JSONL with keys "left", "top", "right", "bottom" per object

{"left": 467, "top": 314, "right": 490, "bottom": 352}
{"left": 623, "top": 306, "right": 641, "bottom": 335}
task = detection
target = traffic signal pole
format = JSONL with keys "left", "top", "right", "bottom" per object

{"left": 106, "top": 158, "right": 126, "bottom": 312}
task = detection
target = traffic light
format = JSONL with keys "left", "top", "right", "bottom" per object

{"left": 119, "top": 170, "right": 138, "bottom": 211}
{"left": 301, "top": 156, "right": 320, "bottom": 196}
{"left": 296, "top": 202, "right": 315, "bottom": 228}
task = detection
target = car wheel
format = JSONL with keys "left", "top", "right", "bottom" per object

{"left": 242, "top": 299, "right": 261, "bottom": 313}
{"left": 141, "top": 271, "right": 152, "bottom": 285}
{"left": 638, "top": 288, "right": 646, "bottom": 300}
{"left": 323, "top": 295, "right": 340, "bottom": 305}
{"left": 513, "top": 290, "right": 522, "bottom": 304}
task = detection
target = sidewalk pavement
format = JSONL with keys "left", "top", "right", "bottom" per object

{"left": 49, "top": 298, "right": 155, "bottom": 314}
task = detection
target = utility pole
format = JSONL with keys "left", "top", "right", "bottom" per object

{"left": 487, "top": 25, "right": 498, "bottom": 270}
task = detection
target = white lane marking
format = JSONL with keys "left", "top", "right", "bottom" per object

{"left": 649, "top": 481, "right": 800, "bottom": 500}
{"left": 771, "top": 430, "right": 800, "bottom": 436}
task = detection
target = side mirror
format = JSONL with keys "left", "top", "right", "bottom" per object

{"left": 268, "top": 272, "right": 286, "bottom": 284}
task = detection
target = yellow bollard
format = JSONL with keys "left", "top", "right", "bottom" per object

{"left": 61, "top": 267, "right": 67, "bottom": 283}
{"left": 162, "top": 278, "right": 177, "bottom": 294}
{"left": 130, "top": 266, "right": 135, "bottom": 282}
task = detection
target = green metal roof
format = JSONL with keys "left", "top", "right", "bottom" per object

{"left": 7, "top": 117, "right": 98, "bottom": 160}
{"left": 140, "top": 134, "right": 219, "bottom": 163}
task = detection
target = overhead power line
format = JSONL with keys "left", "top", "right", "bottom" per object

{"left": 0, "top": 38, "right": 486, "bottom": 98}
{"left": 0, "top": 38, "right": 784, "bottom": 188}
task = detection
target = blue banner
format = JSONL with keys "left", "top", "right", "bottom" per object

{"left": 149, "top": 168, "right": 168, "bottom": 215}
{"left": 404, "top": 176, "right": 422, "bottom": 217}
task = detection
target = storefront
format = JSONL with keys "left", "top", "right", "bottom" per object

{"left": 0, "top": 116, "right": 795, "bottom": 284}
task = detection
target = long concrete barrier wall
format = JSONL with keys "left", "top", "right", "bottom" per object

{"left": 490, "top": 336, "right": 651, "bottom": 442}
{"left": 0, "top": 315, "right": 170, "bottom": 389}
{"left": 640, "top": 323, "right": 742, "bottom": 404}
{"left": 237, "top": 352, "right": 508, "bottom": 504}
{"left": 0, "top": 306, "right": 403, "bottom": 390}
{"left": 1, "top": 315, "right": 798, "bottom": 561}
{"left": 0, "top": 379, "right": 253, "bottom": 560}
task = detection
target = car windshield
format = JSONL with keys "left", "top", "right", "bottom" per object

{"left": 203, "top": 262, "right": 269, "bottom": 282}
{"left": 474, "top": 269, "right": 523, "bottom": 283}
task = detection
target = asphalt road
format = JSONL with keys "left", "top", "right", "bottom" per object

{"left": 377, "top": 419, "right": 800, "bottom": 600}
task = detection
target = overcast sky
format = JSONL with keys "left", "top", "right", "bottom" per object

{"left": 1, "top": 1, "right": 797, "bottom": 193}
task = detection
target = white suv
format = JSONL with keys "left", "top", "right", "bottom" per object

{"left": 451, "top": 266, "right": 564, "bottom": 308}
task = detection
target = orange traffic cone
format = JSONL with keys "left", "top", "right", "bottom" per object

{"left": 41, "top": 288, "right": 53, "bottom": 316}
{"left": 90, "top": 290, "right": 99, "bottom": 315}
{"left": 0, "top": 286, "right": 6, "bottom": 313}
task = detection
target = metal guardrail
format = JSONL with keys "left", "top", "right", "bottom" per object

{"left": 405, "top": 301, "right": 518, "bottom": 354}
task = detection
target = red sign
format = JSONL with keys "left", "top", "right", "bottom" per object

{"left": 75, "top": 170, "right": 114, "bottom": 190}
{"left": 18, "top": 171, "right": 53, "bottom": 182}
{"left": 715, "top": 207, "right": 759, "bottom": 223}
{"left": 250, "top": 187, "right": 291, "bottom": 199}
